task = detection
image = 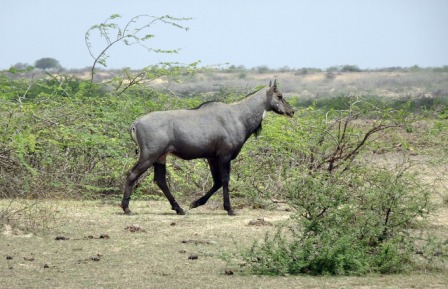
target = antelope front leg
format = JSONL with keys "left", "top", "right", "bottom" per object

{"left": 190, "top": 158, "right": 222, "bottom": 210}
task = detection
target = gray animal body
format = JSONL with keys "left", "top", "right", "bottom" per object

{"left": 121, "top": 80, "right": 294, "bottom": 215}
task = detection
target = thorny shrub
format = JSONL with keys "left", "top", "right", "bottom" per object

{"left": 240, "top": 98, "right": 448, "bottom": 275}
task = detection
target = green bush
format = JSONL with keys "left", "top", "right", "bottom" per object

{"left": 242, "top": 162, "right": 431, "bottom": 275}
{"left": 239, "top": 100, "right": 446, "bottom": 275}
{"left": 0, "top": 74, "right": 204, "bottom": 199}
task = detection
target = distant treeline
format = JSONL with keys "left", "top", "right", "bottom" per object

{"left": 6, "top": 61, "right": 448, "bottom": 76}
{"left": 223, "top": 64, "right": 448, "bottom": 74}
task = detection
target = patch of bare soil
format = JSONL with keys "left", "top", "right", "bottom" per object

{"left": 124, "top": 224, "right": 146, "bottom": 233}
{"left": 248, "top": 218, "right": 273, "bottom": 226}
{"left": 1, "top": 200, "right": 447, "bottom": 289}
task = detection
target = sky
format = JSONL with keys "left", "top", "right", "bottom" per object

{"left": 1, "top": 0, "right": 447, "bottom": 70}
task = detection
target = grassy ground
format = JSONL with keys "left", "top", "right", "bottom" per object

{"left": 1, "top": 200, "right": 447, "bottom": 289}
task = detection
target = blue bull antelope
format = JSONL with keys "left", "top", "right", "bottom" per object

{"left": 121, "top": 80, "right": 294, "bottom": 215}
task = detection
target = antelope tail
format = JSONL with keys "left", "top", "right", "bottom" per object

{"left": 130, "top": 124, "right": 139, "bottom": 157}
{"left": 130, "top": 124, "right": 137, "bottom": 143}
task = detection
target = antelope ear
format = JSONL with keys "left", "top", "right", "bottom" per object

{"left": 269, "top": 80, "right": 272, "bottom": 87}
{"left": 273, "top": 79, "right": 277, "bottom": 89}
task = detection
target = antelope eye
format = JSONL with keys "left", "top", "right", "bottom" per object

{"left": 278, "top": 94, "right": 283, "bottom": 99}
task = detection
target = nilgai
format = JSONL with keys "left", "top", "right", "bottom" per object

{"left": 121, "top": 80, "right": 294, "bottom": 215}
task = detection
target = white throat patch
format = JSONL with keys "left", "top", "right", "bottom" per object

{"left": 262, "top": 110, "right": 267, "bottom": 119}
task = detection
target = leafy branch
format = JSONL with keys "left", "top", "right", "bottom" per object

{"left": 85, "top": 14, "right": 191, "bottom": 82}
{"left": 110, "top": 61, "right": 200, "bottom": 96}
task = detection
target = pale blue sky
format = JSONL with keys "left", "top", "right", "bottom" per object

{"left": 1, "top": 0, "right": 447, "bottom": 70}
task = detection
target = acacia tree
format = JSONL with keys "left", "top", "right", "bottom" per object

{"left": 34, "top": 58, "right": 61, "bottom": 70}
{"left": 85, "top": 14, "right": 193, "bottom": 85}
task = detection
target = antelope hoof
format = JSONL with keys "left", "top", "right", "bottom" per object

{"left": 123, "top": 207, "right": 132, "bottom": 215}
{"left": 190, "top": 201, "right": 199, "bottom": 209}
{"left": 227, "top": 209, "right": 236, "bottom": 216}
{"left": 175, "top": 207, "right": 185, "bottom": 215}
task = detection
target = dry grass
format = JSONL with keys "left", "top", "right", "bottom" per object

{"left": 156, "top": 70, "right": 448, "bottom": 100}
{"left": 1, "top": 200, "right": 447, "bottom": 289}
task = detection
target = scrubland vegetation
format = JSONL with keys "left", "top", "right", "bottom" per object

{"left": 1, "top": 65, "right": 448, "bottom": 287}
